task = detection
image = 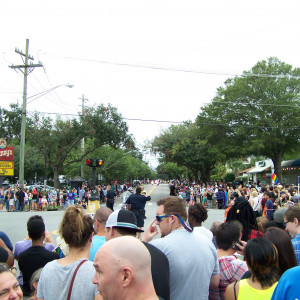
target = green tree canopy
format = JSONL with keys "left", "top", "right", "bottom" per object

{"left": 152, "top": 122, "right": 221, "bottom": 182}
{"left": 196, "top": 57, "right": 300, "bottom": 182}
{"left": 26, "top": 104, "right": 133, "bottom": 187}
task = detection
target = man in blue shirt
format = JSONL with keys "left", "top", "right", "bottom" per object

{"left": 284, "top": 205, "right": 300, "bottom": 265}
{"left": 271, "top": 266, "right": 300, "bottom": 299}
{"left": 89, "top": 207, "right": 112, "bottom": 261}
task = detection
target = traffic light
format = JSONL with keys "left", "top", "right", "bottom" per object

{"left": 86, "top": 158, "right": 94, "bottom": 167}
{"left": 96, "top": 159, "right": 104, "bottom": 167}
{"left": 262, "top": 173, "right": 266, "bottom": 178}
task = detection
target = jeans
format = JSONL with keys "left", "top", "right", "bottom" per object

{"left": 5, "top": 199, "right": 9, "bottom": 211}
{"left": 19, "top": 203, "right": 24, "bottom": 212}
{"left": 15, "top": 200, "right": 19, "bottom": 211}
{"left": 207, "top": 200, "right": 212, "bottom": 209}
{"left": 68, "top": 199, "right": 74, "bottom": 206}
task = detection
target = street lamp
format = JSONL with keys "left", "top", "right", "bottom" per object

{"left": 27, "top": 84, "right": 74, "bottom": 104}
{"left": 18, "top": 84, "right": 74, "bottom": 188}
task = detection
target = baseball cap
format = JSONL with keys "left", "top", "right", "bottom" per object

{"left": 128, "top": 187, "right": 133, "bottom": 192}
{"left": 273, "top": 207, "right": 288, "bottom": 224}
{"left": 105, "top": 209, "right": 144, "bottom": 232}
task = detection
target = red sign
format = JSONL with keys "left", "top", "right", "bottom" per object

{"left": 0, "top": 147, "right": 14, "bottom": 161}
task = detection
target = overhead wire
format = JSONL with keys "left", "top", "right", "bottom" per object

{"left": 40, "top": 51, "right": 300, "bottom": 79}
{"left": 26, "top": 110, "right": 300, "bottom": 130}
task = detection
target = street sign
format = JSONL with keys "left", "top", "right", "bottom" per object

{"left": 0, "top": 169, "right": 13, "bottom": 176}
{"left": 0, "top": 162, "right": 13, "bottom": 168}
{"left": 0, "top": 161, "right": 14, "bottom": 176}
{"left": 0, "top": 147, "right": 14, "bottom": 161}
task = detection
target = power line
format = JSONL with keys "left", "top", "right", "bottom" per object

{"left": 41, "top": 51, "right": 300, "bottom": 79}
{"left": 26, "top": 110, "right": 300, "bottom": 130}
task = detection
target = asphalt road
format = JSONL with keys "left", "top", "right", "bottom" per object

{"left": 1, "top": 184, "right": 225, "bottom": 247}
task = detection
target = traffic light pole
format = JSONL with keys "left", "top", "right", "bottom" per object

{"left": 92, "top": 166, "right": 96, "bottom": 188}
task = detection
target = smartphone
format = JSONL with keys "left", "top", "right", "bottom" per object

{"left": 232, "top": 241, "right": 242, "bottom": 251}
{"left": 53, "top": 246, "right": 65, "bottom": 258}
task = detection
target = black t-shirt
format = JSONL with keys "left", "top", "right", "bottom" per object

{"left": 18, "top": 246, "right": 59, "bottom": 296}
{"left": 16, "top": 191, "right": 25, "bottom": 203}
{"left": 106, "top": 190, "right": 116, "bottom": 200}
{"left": 0, "top": 247, "right": 8, "bottom": 264}
{"left": 143, "top": 242, "right": 170, "bottom": 300}
{"left": 126, "top": 193, "right": 151, "bottom": 210}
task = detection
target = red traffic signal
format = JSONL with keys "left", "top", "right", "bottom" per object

{"left": 262, "top": 173, "right": 266, "bottom": 178}
{"left": 96, "top": 159, "right": 104, "bottom": 166}
{"left": 86, "top": 158, "right": 93, "bottom": 166}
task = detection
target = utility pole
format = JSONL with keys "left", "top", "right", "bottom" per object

{"left": 80, "top": 95, "right": 88, "bottom": 178}
{"left": 9, "top": 39, "right": 43, "bottom": 188}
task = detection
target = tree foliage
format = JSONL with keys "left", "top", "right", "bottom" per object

{"left": 197, "top": 57, "right": 300, "bottom": 182}
{"left": 152, "top": 122, "right": 220, "bottom": 182}
{"left": 26, "top": 104, "right": 134, "bottom": 187}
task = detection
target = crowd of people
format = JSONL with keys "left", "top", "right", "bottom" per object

{"left": 1, "top": 181, "right": 300, "bottom": 299}
{"left": 0, "top": 182, "right": 132, "bottom": 212}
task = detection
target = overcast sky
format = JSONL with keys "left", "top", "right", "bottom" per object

{"left": 1, "top": 0, "right": 300, "bottom": 168}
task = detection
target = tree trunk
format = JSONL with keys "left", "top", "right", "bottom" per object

{"left": 53, "top": 167, "right": 60, "bottom": 189}
{"left": 271, "top": 151, "right": 283, "bottom": 184}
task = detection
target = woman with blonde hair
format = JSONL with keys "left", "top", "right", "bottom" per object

{"left": 37, "top": 205, "right": 101, "bottom": 300}
{"left": 250, "top": 190, "right": 261, "bottom": 217}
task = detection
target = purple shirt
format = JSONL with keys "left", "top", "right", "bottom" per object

{"left": 14, "top": 240, "right": 55, "bottom": 260}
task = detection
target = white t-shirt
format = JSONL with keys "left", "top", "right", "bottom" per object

{"left": 151, "top": 229, "right": 219, "bottom": 300}
{"left": 193, "top": 226, "right": 213, "bottom": 240}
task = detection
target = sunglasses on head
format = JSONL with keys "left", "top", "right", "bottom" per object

{"left": 155, "top": 213, "right": 193, "bottom": 232}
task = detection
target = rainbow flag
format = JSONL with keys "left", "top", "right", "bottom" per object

{"left": 271, "top": 173, "right": 279, "bottom": 184}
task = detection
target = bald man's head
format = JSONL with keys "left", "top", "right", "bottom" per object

{"left": 94, "top": 207, "right": 112, "bottom": 223}
{"left": 93, "top": 236, "right": 154, "bottom": 300}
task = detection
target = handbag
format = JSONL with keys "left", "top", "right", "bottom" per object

{"left": 67, "top": 259, "right": 88, "bottom": 300}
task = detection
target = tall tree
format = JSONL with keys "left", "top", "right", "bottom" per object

{"left": 27, "top": 104, "right": 133, "bottom": 188}
{"left": 196, "top": 57, "right": 300, "bottom": 182}
{"left": 152, "top": 122, "right": 221, "bottom": 182}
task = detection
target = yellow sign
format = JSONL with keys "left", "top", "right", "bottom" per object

{"left": 0, "top": 162, "right": 13, "bottom": 169}
{"left": 0, "top": 161, "right": 14, "bottom": 176}
{"left": 0, "top": 168, "right": 14, "bottom": 176}
{"left": 87, "top": 200, "right": 100, "bottom": 214}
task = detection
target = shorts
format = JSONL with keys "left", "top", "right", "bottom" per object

{"left": 132, "top": 210, "right": 145, "bottom": 228}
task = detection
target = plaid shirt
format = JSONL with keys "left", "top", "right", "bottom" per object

{"left": 209, "top": 255, "right": 248, "bottom": 300}
{"left": 292, "top": 233, "right": 300, "bottom": 266}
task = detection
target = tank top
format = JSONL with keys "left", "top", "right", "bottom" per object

{"left": 237, "top": 279, "right": 277, "bottom": 300}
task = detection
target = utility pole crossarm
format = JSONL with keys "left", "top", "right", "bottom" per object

{"left": 9, "top": 64, "right": 43, "bottom": 69}
{"left": 15, "top": 48, "right": 34, "bottom": 60}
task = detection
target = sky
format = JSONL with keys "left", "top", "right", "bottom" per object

{"left": 1, "top": 0, "right": 300, "bottom": 168}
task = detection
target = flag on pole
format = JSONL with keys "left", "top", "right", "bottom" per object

{"left": 271, "top": 173, "right": 279, "bottom": 184}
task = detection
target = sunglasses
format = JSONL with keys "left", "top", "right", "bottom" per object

{"left": 156, "top": 214, "right": 171, "bottom": 222}
{"left": 155, "top": 213, "right": 193, "bottom": 232}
